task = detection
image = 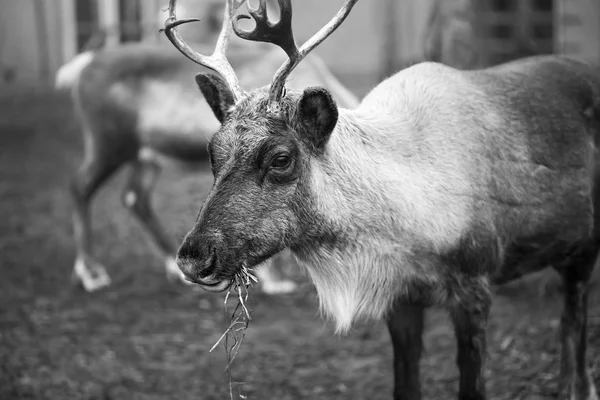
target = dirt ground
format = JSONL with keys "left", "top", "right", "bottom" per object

{"left": 1, "top": 87, "right": 599, "bottom": 400}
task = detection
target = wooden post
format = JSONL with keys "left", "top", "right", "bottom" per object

{"left": 58, "top": 0, "right": 77, "bottom": 62}
{"left": 379, "top": 0, "right": 400, "bottom": 79}
{"left": 32, "top": 0, "right": 51, "bottom": 82}
{"left": 98, "top": 0, "right": 120, "bottom": 47}
{"left": 141, "top": 0, "right": 161, "bottom": 42}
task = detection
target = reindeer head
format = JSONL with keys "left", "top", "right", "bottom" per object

{"left": 164, "top": 0, "right": 358, "bottom": 291}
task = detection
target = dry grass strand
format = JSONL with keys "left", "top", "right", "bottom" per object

{"left": 209, "top": 263, "right": 257, "bottom": 399}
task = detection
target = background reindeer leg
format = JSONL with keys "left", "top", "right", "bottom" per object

{"left": 254, "top": 252, "right": 297, "bottom": 294}
{"left": 70, "top": 133, "right": 133, "bottom": 292}
{"left": 121, "top": 153, "right": 192, "bottom": 285}
{"left": 448, "top": 275, "right": 491, "bottom": 400}
{"left": 387, "top": 302, "right": 425, "bottom": 400}
{"left": 553, "top": 244, "right": 599, "bottom": 400}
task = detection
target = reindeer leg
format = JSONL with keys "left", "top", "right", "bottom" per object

{"left": 448, "top": 276, "right": 491, "bottom": 400}
{"left": 554, "top": 248, "right": 598, "bottom": 400}
{"left": 121, "top": 157, "right": 193, "bottom": 286}
{"left": 254, "top": 252, "right": 297, "bottom": 295}
{"left": 70, "top": 158, "right": 122, "bottom": 292}
{"left": 386, "top": 302, "right": 425, "bottom": 400}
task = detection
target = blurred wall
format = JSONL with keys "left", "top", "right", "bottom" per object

{"left": 0, "top": 0, "right": 432, "bottom": 92}
{"left": 155, "top": 0, "right": 429, "bottom": 93}
{"left": 156, "top": 0, "right": 435, "bottom": 93}
{"left": 555, "top": 0, "right": 600, "bottom": 63}
{"left": 1, "top": 0, "right": 599, "bottom": 88}
{"left": 0, "top": 0, "right": 68, "bottom": 84}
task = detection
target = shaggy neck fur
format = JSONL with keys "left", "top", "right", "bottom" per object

{"left": 292, "top": 104, "right": 474, "bottom": 334}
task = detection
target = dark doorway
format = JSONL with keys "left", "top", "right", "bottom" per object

{"left": 75, "top": 0, "right": 100, "bottom": 51}
{"left": 119, "top": 0, "right": 142, "bottom": 43}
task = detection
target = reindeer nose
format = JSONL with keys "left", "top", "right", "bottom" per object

{"left": 175, "top": 256, "right": 199, "bottom": 283}
{"left": 176, "top": 235, "right": 219, "bottom": 282}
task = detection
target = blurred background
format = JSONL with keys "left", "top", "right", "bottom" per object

{"left": 2, "top": 0, "right": 599, "bottom": 94}
{"left": 1, "top": 1, "right": 599, "bottom": 400}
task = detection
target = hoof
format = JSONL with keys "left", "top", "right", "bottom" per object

{"left": 559, "top": 390, "right": 599, "bottom": 400}
{"left": 585, "top": 383, "right": 599, "bottom": 400}
{"left": 72, "top": 257, "right": 112, "bottom": 292}
{"left": 165, "top": 257, "right": 195, "bottom": 286}
{"left": 260, "top": 279, "right": 298, "bottom": 295}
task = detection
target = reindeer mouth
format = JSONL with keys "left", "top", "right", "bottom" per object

{"left": 177, "top": 253, "right": 235, "bottom": 293}
{"left": 190, "top": 248, "right": 238, "bottom": 292}
{"left": 196, "top": 277, "right": 233, "bottom": 293}
{"left": 199, "top": 258, "right": 262, "bottom": 293}
{"left": 177, "top": 248, "right": 261, "bottom": 293}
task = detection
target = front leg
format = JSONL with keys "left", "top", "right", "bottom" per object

{"left": 121, "top": 159, "right": 192, "bottom": 286}
{"left": 386, "top": 302, "right": 425, "bottom": 400}
{"left": 448, "top": 276, "right": 491, "bottom": 400}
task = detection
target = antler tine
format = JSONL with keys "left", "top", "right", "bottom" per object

{"left": 232, "top": 0, "right": 360, "bottom": 107}
{"left": 214, "top": 0, "right": 246, "bottom": 55}
{"left": 163, "top": 0, "right": 246, "bottom": 101}
{"left": 232, "top": 0, "right": 299, "bottom": 60}
{"left": 270, "top": 0, "right": 359, "bottom": 104}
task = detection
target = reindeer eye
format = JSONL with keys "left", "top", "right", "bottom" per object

{"left": 270, "top": 154, "right": 291, "bottom": 169}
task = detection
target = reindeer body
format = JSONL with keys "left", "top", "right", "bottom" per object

{"left": 178, "top": 54, "right": 600, "bottom": 399}
{"left": 59, "top": 39, "right": 359, "bottom": 293}
{"left": 295, "top": 55, "right": 599, "bottom": 333}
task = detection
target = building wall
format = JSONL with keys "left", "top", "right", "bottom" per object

{"left": 555, "top": 0, "right": 600, "bottom": 63}
{"left": 0, "top": 0, "right": 65, "bottom": 84}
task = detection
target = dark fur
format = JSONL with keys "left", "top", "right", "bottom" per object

{"left": 296, "top": 87, "right": 339, "bottom": 153}
{"left": 178, "top": 88, "right": 314, "bottom": 281}
{"left": 196, "top": 74, "right": 235, "bottom": 124}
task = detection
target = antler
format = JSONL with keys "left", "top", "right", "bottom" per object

{"left": 163, "top": 0, "right": 246, "bottom": 101}
{"left": 233, "top": 0, "right": 359, "bottom": 107}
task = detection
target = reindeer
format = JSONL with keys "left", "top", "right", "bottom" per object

{"left": 167, "top": 0, "right": 599, "bottom": 399}
{"left": 55, "top": 3, "right": 359, "bottom": 294}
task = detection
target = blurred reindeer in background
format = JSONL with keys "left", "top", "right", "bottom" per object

{"left": 55, "top": 0, "right": 359, "bottom": 294}
{"left": 168, "top": 0, "right": 600, "bottom": 399}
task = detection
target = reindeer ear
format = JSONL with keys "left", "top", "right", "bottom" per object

{"left": 297, "top": 87, "right": 339, "bottom": 152}
{"left": 195, "top": 73, "right": 235, "bottom": 124}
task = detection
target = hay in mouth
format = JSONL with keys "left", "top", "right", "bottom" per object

{"left": 209, "top": 263, "right": 258, "bottom": 399}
